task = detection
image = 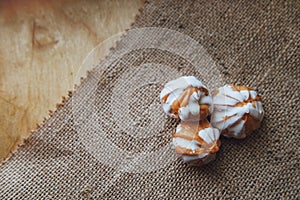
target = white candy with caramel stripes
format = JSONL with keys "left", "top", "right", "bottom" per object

{"left": 173, "top": 120, "right": 221, "bottom": 166}
{"left": 160, "top": 76, "right": 212, "bottom": 121}
{"left": 211, "top": 84, "right": 264, "bottom": 139}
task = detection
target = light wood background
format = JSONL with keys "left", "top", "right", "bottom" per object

{"left": 0, "top": 0, "right": 144, "bottom": 161}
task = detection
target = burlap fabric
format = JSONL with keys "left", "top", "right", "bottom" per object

{"left": 1, "top": 0, "right": 299, "bottom": 199}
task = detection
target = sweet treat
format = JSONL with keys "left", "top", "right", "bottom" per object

{"left": 211, "top": 84, "right": 264, "bottom": 139}
{"left": 160, "top": 76, "right": 212, "bottom": 121}
{"left": 173, "top": 120, "right": 221, "bottom": 166}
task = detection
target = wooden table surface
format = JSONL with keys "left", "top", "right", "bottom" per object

{"left": 0, "top": 0, "right": 144, "bottom": 161}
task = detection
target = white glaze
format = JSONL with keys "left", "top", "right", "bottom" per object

{"left": 160, "top": 76, "right": 212, "bottom": 121}
{"left": 211, "top": 84, "right": 264, "bottom": 139}
{"left": 173, "top": 137, "right": 199, "bottom": 151}
{"left": 198, "top": 127, "right": 220, "bottom": 144}
{"left": 173, "top": 123, "right": 221, "bottom": 166}
{"left": 160, "top": 76, "right": 203, "bottom": 99}
{"left": 178, "top": 91, "right": 201, "bottom": 120}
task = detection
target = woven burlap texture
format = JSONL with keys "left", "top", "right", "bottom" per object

{"left": 1, "top": 0, "right": 299, "bottom": 199}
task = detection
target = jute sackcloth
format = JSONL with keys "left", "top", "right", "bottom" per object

{"left": 1, "top": 0, "right": 299, "bottom": 199}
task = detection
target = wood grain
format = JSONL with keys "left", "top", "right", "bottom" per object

{"left": 0, "top": 0, "right": 144, "bottom": 160}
